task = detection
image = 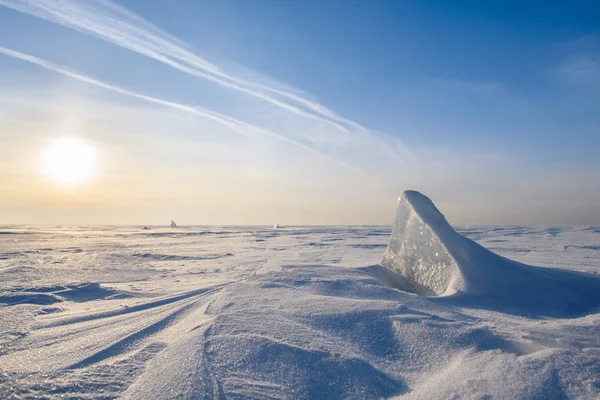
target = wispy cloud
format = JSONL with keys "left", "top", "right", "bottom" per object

{"left": 0, "top": 45, "right": 359, "bottom": 171}
{"left": 0, "top": 0, "right": 413, "bottom": 170}
{"left": 560, "top": 56, "right": 600, "bottom": 88}
{"left": 555, "top": 34, "right": 600, "bottom": 89}
{"left": 0, "top": 0, "right": 371, "bottom": 135}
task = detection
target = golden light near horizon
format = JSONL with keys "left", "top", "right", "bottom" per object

{"left": 43, "top": 137, "right": 96, "bottom": 185}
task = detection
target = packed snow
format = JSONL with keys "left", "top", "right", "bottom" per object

{"left": 1, "top": 195, "right": 600, "bottom": 398}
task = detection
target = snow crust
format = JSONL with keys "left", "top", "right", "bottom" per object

{"left": 382, "top": 191, "right": 600, "bottom": 316}
{"left": 0, "top": 223, "right": 599, "bottom": 399}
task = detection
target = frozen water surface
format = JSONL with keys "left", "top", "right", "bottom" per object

{"left": 0, "top": 215, "right": 599, "bottom": 399}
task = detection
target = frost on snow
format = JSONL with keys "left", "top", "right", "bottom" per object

{"left": 1, "top": 202, "right": 600, "bottom": 399}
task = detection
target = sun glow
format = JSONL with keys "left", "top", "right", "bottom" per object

{"left": 44, "top": 137, "right": 96, "bottom": 184}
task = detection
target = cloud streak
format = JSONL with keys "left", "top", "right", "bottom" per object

{"left": 0, "top": 0, "right": 377, "bottom": 136}
{"left": 0, "top": 45, "right": 359, "bottom": 171}
{"left": 554, "top": 34, "right": 600, "bottom": 89}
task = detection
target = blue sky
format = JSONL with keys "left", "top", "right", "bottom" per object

{"left": 0, "top": 0, "right": 599, "bottom": 225}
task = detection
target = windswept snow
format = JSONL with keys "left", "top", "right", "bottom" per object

{"left": 382, "top": 191, "right": 600, "bottom": 317}
{"left": 0, "top": 221, "right": 599, "bottom": 399}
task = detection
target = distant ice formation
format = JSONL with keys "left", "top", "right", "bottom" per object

{"left": 382, "top": 190, "right": 600, "bottom": 316}
{"left": 170, "top": 220, "right": 178, "bottom": 228}
{"left": 274, "top": 223, "right": 280, "bottom": 229}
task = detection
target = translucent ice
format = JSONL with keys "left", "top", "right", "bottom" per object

{"left": 382, "top": 191, "right": 600, "bottom": 316}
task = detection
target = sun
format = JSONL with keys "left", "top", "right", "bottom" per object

{"left": 44, "top": 137, "right": 97, "bottom": 185}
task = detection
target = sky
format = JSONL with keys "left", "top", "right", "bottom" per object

{"left": 0, "top": 0, "right": 599, "bottom": 225}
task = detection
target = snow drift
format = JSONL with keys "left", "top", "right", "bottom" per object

{"left": 382, "top": 190, "right": 600, "bottom": 316}
{"left": 1, "top": 225, "right": 600, "bottom": 398}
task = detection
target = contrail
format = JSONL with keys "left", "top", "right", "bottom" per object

{"left": 0, "top": 45, "right": 360, "bottom": 171}
{"left": 0, "top": 0, "right": 369, "bottom": 135}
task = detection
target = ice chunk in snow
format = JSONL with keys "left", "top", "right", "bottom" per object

{"left": 382, "top": 190, "right": 600, "bottom": 316}
{"left": 382, "top": 190, "right": 463, "bottom": 296}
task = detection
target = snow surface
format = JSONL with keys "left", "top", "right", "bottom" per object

{"left": 0, "top": 221, "right": 599, "bottom": 399}
{"left": 382, "top": 191, "right": 600, "bottom": 317}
